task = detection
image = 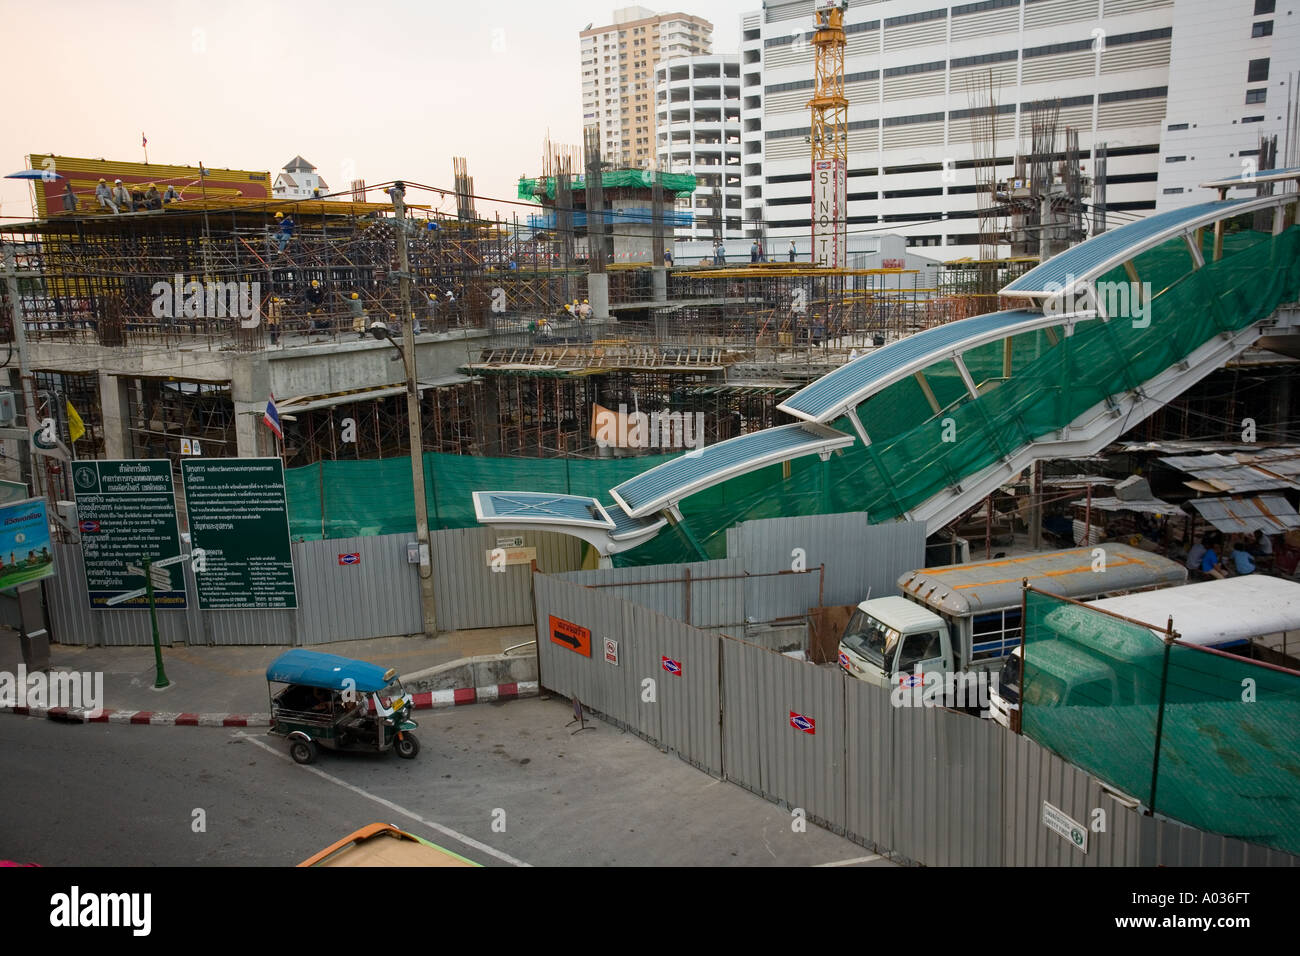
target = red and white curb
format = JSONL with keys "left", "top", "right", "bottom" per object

{"left": 0, "top": 681, "right": 539, "bottom": 726}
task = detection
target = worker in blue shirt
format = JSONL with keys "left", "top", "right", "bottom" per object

{"left": 1231, "top": 541, "right": 1256, "bottom": 575}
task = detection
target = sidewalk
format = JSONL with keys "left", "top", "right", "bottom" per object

{"left": 5, "top": 627, "right": 535, "bottom": 721}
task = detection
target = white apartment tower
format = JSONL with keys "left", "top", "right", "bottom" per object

{"left": 582, "top": 6, "right": 714, "bottom": 169}
{"left": 656, "top": 54, "right": 743, "bottom": 240}
{"left": 741, "top": 0, "right": 1185, "bottom": 260}
{"left": 1156, "top": 0, "right": 1300, "bottom": 209}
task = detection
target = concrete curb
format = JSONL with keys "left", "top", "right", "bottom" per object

{"left": 0, "top": 681, "right": 540, "bottom": 727}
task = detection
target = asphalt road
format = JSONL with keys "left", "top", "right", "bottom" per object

{"left": 0, "top": 697, "right": 893, "bottom": 867}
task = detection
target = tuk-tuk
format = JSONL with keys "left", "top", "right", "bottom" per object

{"left": 266, "top": 649, "right": 420, "bottom": 764}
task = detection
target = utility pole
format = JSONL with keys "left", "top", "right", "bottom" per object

{"left": 388, "top": 183, "right": 438, "bottom": 637}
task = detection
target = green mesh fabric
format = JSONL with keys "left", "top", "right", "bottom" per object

{"left": 517, "top": 170, "right": 697, "bottom": 201}
{"left": 1022, "top": 589, "right": 1300, "bottom": 857}
{"left": 283, "top": 225, "right": 1300, "bottom": 569}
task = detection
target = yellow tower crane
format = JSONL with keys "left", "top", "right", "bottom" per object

{"left": 807, "top": 0, "right": 849, "bottom": 268}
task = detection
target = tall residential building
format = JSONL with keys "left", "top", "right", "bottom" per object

{"left": 656, "top": 54, "right": 742, "bottom": 240}
{"left": 581, "top": 6, "right": 714, "bottom": 169}
{"left": 740, "top": 0, "right": 1182, "bottom": 260}
{"left": 1155, "top": 0, "right": 1300, "bottom": 210}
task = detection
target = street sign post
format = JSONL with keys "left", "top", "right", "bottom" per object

{"left": 142, "top": 555, "right": 169, "bottom": 689}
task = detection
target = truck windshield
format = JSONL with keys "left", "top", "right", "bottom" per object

{"left": 999, "top": 654, "right": 1021, "bottom": 705}
{"left": 1020, "top": 668, "right": 1066, "bottom": 708}
{"left": 841, "top": 609, "right": 900, "bottom": 669}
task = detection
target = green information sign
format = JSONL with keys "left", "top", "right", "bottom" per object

{"left": 181, "top": 457, "right": 297, "bottom": 610}
{"left": 71, "top": 459, "right": 187, "bottom": 611}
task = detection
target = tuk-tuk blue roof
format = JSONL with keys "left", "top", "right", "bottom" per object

{"left": 265, "top": 650, "right": 394, "bottom": 692}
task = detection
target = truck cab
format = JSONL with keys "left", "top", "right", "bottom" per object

{"left": 837, "top": 595, "right": 954, "bottom": 687}
{"left": 989, "top": 640, "right": 1123, "bottom": 730}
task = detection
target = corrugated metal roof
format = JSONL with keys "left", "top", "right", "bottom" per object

{"left": 778, "top": 309, "right": 1049, "bottom": 423}
{"left": 1068, "top": 496, "right": 1174, "bottom": 514}
{"left": 1183, "top": 494, "right": 1300, "bottom": 533}
{"left": 897, "top": 544, "right": 1187, "bottom": 616}
{"left": 1002, "top": 199, "right": 1251, "bottom": 294}
{"left": 610, "top": 422, "right": 855, "bottom": 518}
{"left": 1157, "top": 453, "right": 1300, "bottom": 492}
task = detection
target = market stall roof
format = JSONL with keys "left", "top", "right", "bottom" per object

{"left": 1182, "top": 494, "right": 1300, "bottom": 534}
{"left": 1157, "top": 452, "right": 1300, "bottom": 493}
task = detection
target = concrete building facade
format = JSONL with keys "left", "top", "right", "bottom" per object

{"left": 655, "top": 54, "right": 743, "bottom": 241}
{"left": 582, "top": 6, "right": 714, "bottom": 170}
{"left": 1155, "top": 0, "right": 1300, "bottom": 210}
{"left": 740, "top": 0, "right": 1182, "bottom": 260}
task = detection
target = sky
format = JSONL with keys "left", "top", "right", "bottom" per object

{"left": 0, "top": 0, "right": 746, "bottom": 222}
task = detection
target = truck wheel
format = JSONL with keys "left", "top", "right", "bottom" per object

{"left": 394, "top": 733, "right": 419, "bottom": 759}
{"left": 290, "top": 739, "right": 318, "bottom": 765}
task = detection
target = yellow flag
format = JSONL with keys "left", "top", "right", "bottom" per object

{"left": 66, "top": 400, "right": 85, "bottom": 443}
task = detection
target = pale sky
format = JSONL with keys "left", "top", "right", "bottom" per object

{"left": 0, "top": 0, "right": 745, "bottom": 222}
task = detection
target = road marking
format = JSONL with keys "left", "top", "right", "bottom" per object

{"left": 235, "top": 732, "right": 531, "bottom": 867}
{"left": 815, "top": 854, "right": 883, "bottom": 867}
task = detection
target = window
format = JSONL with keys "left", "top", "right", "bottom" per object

{"left": 1248, "top": 58, "right": 1270, "bottom": 82}
{"left": 1163, "top": 187, "right": 1184, "bottom": 194}
{"left": 1165, "top": 155, "right": 1186, "bottom": 163}
{"left": 1246, "top": 88, "right": 1267, "bottom": 104}
{"left": 897, "top": 632, "right": 943, "bottom": 674}
{"left": 1254, "top": 0, "right": 1274, "bottom": 13}
{"left": 1167, "top": 122, "right": 1188, "bottom": 131}
{"left": 1242, "top": 115, "right": 1265, "bottom": 123}
{"left": 1252, "top": 20, "right": 1273, "bottom": 37}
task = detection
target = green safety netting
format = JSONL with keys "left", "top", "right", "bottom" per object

{"left": 1021, "top": 588, "right": 1300, "bottom": 856}
{"left": 517, "top": 170, "right": 697, "bottom": 202}
{"left": 283, "top": 224, "right": 1300, "bottom": 569}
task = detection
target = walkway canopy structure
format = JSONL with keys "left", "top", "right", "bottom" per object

{"left": 475, "top": 180, "right": 1300, "bottom": 554}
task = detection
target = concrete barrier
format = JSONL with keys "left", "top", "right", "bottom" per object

{"left": 402, "top": 652, "right": 538, "bottom": 694}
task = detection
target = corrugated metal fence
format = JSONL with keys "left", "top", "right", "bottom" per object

{"left": 45, "top": 527, "right": 581, "bottom": 646}
{"left": 533, "top": 572, "right": 1298, "bottom": 867}
{"left": 558, "top": 512, "right": 926, "bottom": 631}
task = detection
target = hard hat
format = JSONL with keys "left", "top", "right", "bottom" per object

{"left": 98, "top": 178, "right": 106, "bottom": 183}
{"left": 114, "top": 179, "right": 122, "bottom": 184}
{"left": 148, "top": 183, "right": 156, "bottom": 188}
{"left": 351, "top": 292, "right": 359, "bottom": 299}
{"left": 428, "top": 293, "right": 436, "bottom": 300}
{"left": 310, "top": 279, "right": 319, "bottom": 287}
{"left": 272, "top": 296, "right": 281, "bottom": 302}
{"left": 275, "top": 212, "right": 284, "bottom": 219}
{"left": 583, "top": 299, "right": 589, "bottom": 304}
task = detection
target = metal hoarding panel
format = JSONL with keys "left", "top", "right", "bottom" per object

{"left": 844, "top": 674, "right": 895, "bottom": 853}
{"left": 294, "top": 534, "right": 420, "bottom": 644}
{"left": 438, "top": 528, "right": 581, "bottom": 631}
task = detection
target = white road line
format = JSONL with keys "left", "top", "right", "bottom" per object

{"left": 235, "top": 732, "right": 532, "bottom": 867}
{"left": 814, "top": 854, "right": 883, "bottom": 867}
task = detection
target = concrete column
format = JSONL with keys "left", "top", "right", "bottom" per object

{"left": 588, "top": 273, "right": 611, "bottom": 321}
{"left": 652, "top": 266, "right": 667, "bottom": 302}
{"left": 230, "top": 353, "right": 271, "bottom": 458}
{"left": 98, "top": 371, "right": 131, "bottom": 459}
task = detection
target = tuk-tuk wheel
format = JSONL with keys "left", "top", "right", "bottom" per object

{"left": 394, "top": 732, "right": 420, "bottom": 759}
{"left": 290, "top": 739, "right": 318, "bottom": 765}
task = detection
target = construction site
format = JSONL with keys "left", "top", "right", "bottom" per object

{"left": 2, "top": 3, "right": 1298, "bottom": 569}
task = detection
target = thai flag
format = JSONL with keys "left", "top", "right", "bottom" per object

{"left": 142, "top": 132, "right": 148, "bottom": 148}
{"left": 263, "top": 393, "right": 283, "bottom": 440}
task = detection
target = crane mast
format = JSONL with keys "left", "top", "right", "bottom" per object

{"left": 807, "top": 0, "right": 849, "bottom": 268}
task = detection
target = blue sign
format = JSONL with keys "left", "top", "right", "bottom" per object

{"left": 0, "top": 498, "right": 55, "bottom": 591}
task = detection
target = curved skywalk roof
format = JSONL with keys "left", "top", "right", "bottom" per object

{"left": 609, "top": 421, "right": 855, "bottom": 519}
{"left": 1002, "top": 196, "right": 1287, "bottom": 295}
{"left": 471, "top": 491, "right": 666, "bottom": 555}
{"left": 778, "top": 309, "right": 1069, "bottom": 424}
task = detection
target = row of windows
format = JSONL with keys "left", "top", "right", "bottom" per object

{"left": 953, "top": 0, "right": 1019, "bottom": 16}
{"left": 846, "top": 20, "right": 881, "bottom": 35}
{"left": 1108, "top": 27, "right": 1173, "bottom": 49}
{"left": 950, "top": 49, "right": 1018, "bottom": 69}
{"left": 884, "top": 8, "right": 947, "bottom": 27}
{"left": 884, "top": 59, "right": 946, "bottom": 78}
{"left": 1098, "top": 86, "right": 1167, "bottom": 104}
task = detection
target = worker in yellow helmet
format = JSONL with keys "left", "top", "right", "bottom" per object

{"left": 579, "top": 298, "right": 592, "bottom": 320}
{"left": 350, "top": 291, "right": 366, "bottom": 338}
{"left": 95, "top": 178, "right": 118, "bottom": 213}
{"left": 266, "top": 294, "right": 283, "bottom": 345}
{"left": 144, "top": 183, "right": 162, "bottom": 210}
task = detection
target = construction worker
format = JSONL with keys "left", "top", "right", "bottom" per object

{"left": 110, "top": 179, "right": 130, "bottom": 213}
{"left": 750, "top": 241, "right": 760, "bottom": 263}
{"left": 305, "top": 279, "right": 327, "bottom": 333}
{"left": 273, "top": 212, "right": 295, "bottom": 252}
{"left": 144, "top": 183, "right": 162, "bottom": 210}
{"left": 349, "top": 292, "right": 366, "bottom": 338}
{"left": 788, "top": 240, "right": 797, "bottom": 262}
{"left": 60, "top": 181, "right": 78, "bottom": 212}
{"left": 266, "top": 295, "right": 283, "bottom": 345}
{"left": 579, "top": 298, "right": 592, "bottom": 320}
{"left": 663, "top": 247, "right": 673, "bottom": 267}
{"left": 162, "top": 184, "right": 180, "bottom": 204}
{"left": 95, "top": 178, "right": 117, "bottom": 213}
